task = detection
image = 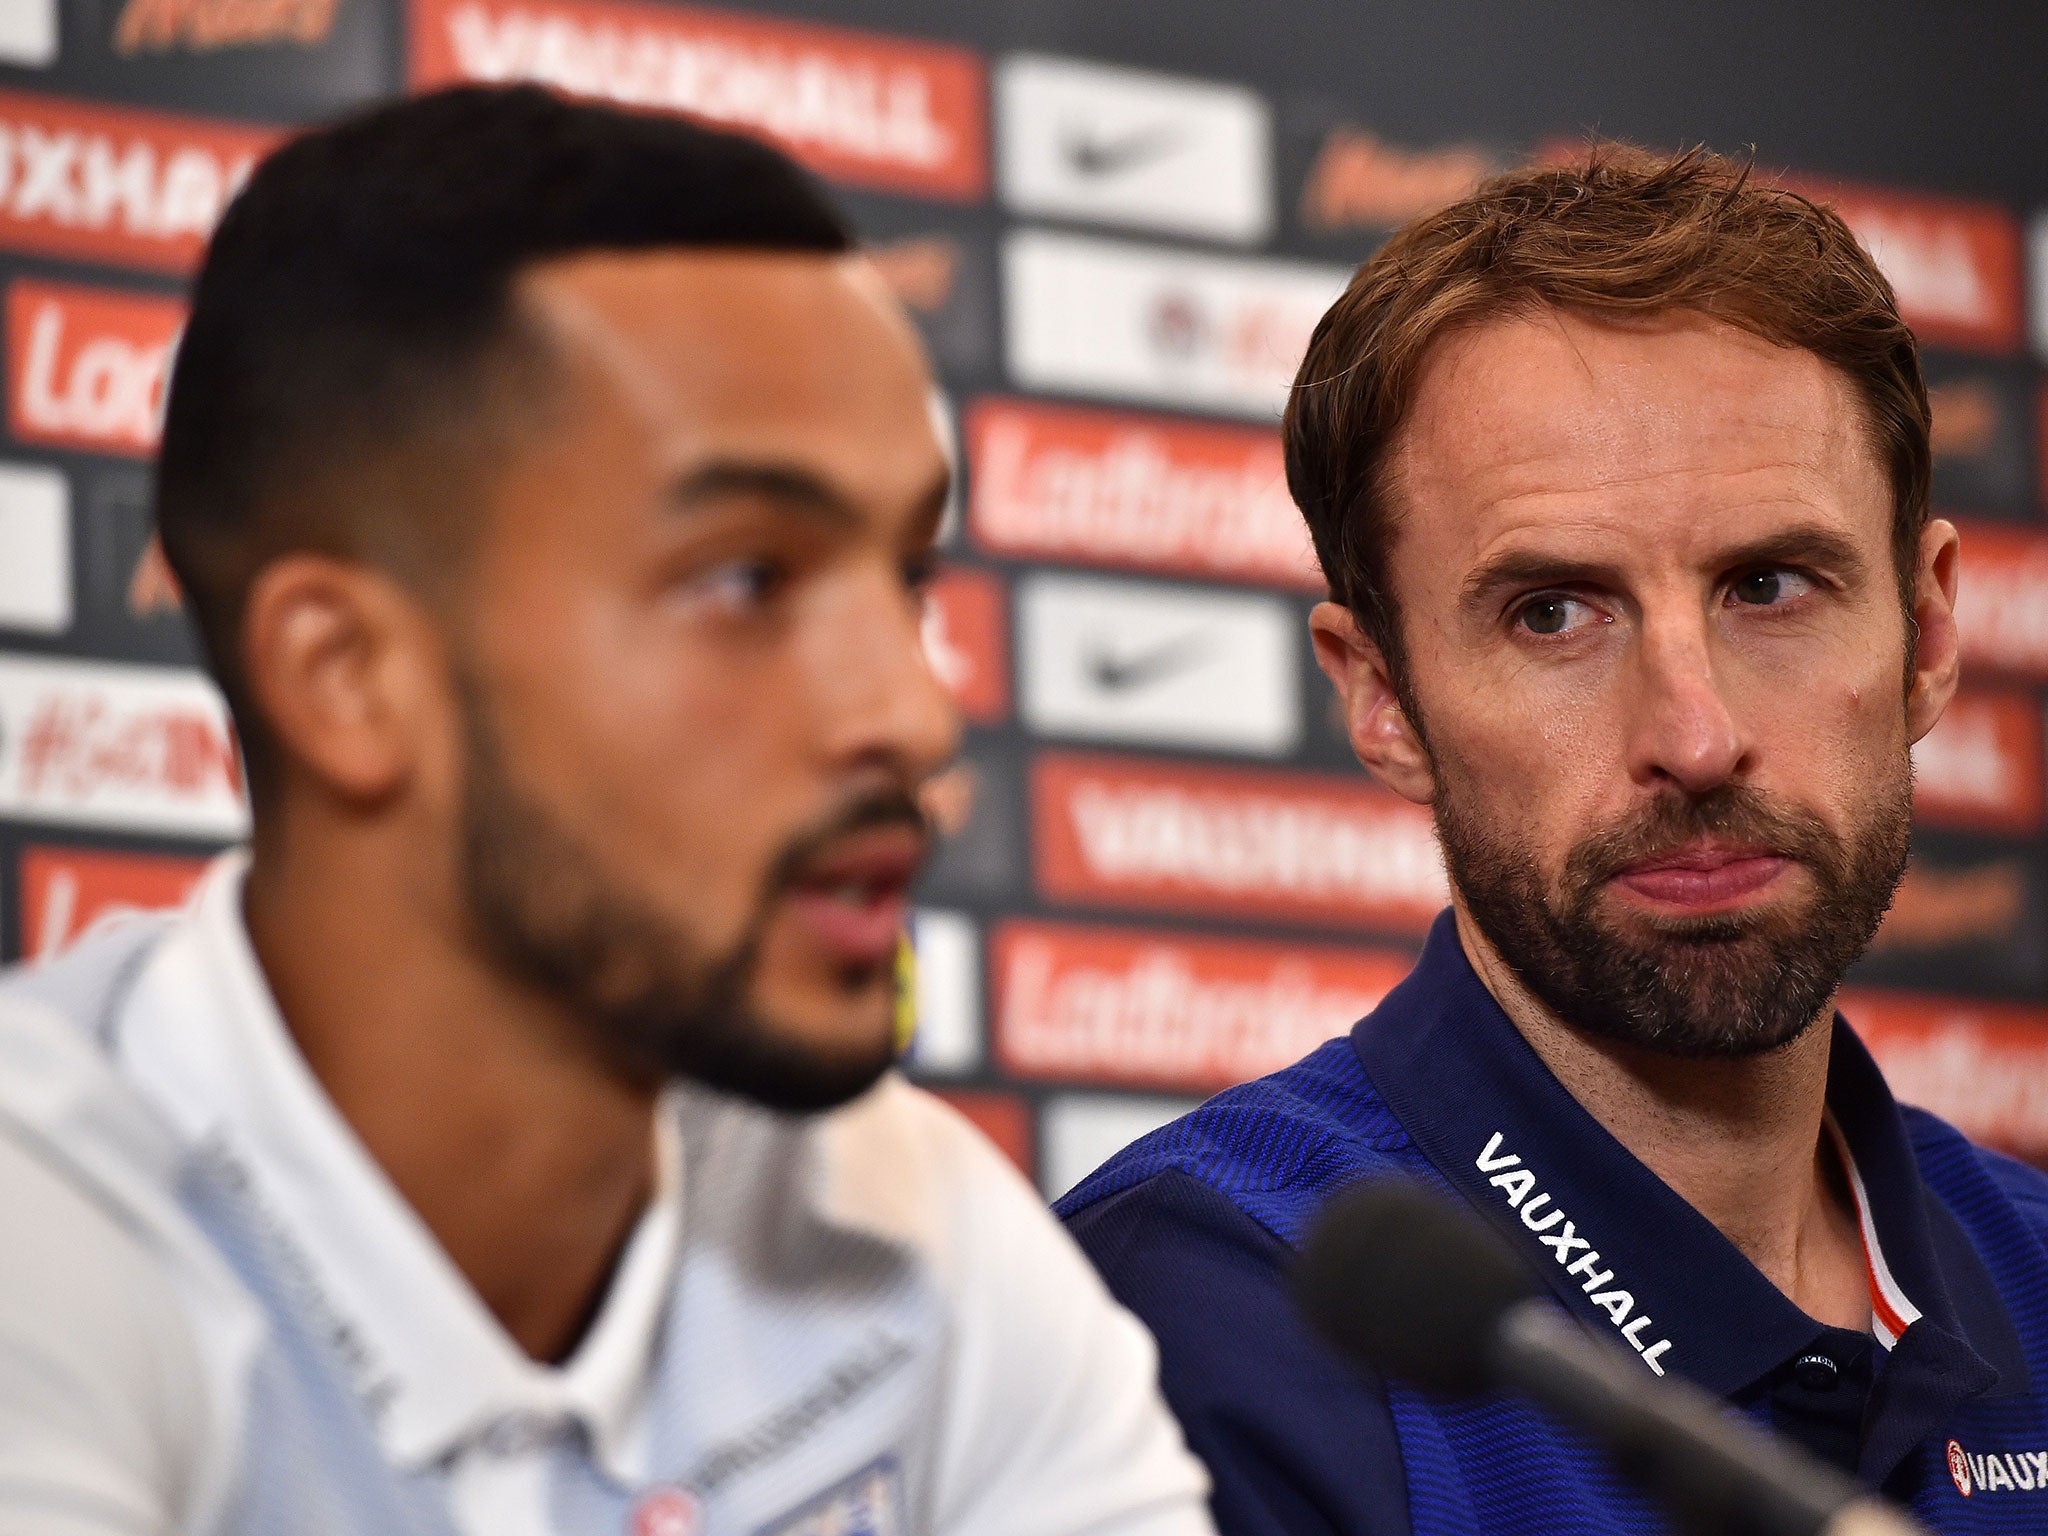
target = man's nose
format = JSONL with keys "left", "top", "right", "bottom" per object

{"left": 812, "top": 567, "right": 962, "bottom": 785}
{"left": 1624, "top": 606, "right": 1750, "bottom": 795}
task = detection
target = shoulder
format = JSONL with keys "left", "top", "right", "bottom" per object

{"left": 1063, "top": 1167, "right": 1413, "bottom": 1536}
{"left": 796, "top": 1079, "right": 1218, "bottom": 1534}
{"left": 806, "top": 1073, "right": 1047, "bottom": 1247}
{"left": 0, "top": 1118, "right": 221, "bottom": 1532}
{"left": 1057, "top": 1036, "right": 1415, "bottom": 1248}
{"left": 1900, "top": 1105, "right": 2048, "bottom": 1236}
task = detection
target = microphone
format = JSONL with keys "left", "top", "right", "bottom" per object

{"left": 1293, "top": 1178, "right": 1929, "bottom": 1536}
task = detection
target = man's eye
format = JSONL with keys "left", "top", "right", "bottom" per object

{"left": 1729, "top": 569, "right": 1816, "bottom": 607}
{"left": 682, "top": 558, "right": 783, "bottom": 613}
{"left": 1516, "top": 595, "right": 1596, "bottom": 636}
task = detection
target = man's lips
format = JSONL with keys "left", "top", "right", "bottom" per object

{"left": 781, "top": 824, "right": 927, "bottom": 968}
{"left": 1608, "top": 841, "right": 1791, "bottom": 913}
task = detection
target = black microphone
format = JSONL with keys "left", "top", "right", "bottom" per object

{"left": 1293, "top": 1178, "right": 1929, "bottom": 1536}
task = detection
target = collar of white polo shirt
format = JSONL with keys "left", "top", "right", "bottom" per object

{"left": 116, "top": 853, "right": 685, "bottom": 1486}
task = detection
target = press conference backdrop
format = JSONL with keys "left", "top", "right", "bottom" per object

{"left": 1, "top": 0, "right": 2046, "bottom": 1193}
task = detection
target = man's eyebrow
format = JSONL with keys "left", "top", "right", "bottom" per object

{"left": 1459, "top": 522, "right": 1873, "bottom": 611}
{"left": 1459, "top": 550, "right": 1623, "bottom": 611}
{"left": 664, "top": 461, "right": 861, "bottom": 525}
{"left": 664, "top": 461, "right": 955, "bottom": 544}
{"left": 1713, "top": 525, "right": 1870, "bottom": 581}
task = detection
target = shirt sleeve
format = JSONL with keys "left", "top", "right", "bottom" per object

{"left": 1063, "top": 1170, "right": 1412, "bottom": 1536}
{"left": 0, "top": 1124, "right": 211, "bottom": 1536}
{"left": 911, "top": 1100, "right": 1217, "bottom": 1536}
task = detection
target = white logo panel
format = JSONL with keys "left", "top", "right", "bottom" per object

{"left": 0, "top": 462, "right": 69, "bottom": 634}
{"left": 1019, "top": 574, "right": 1299, "bottom": 756}
{"left": 907, "top": 908, "right": 982, "bottom": 1075}
{"left": 1004, "top": 230, "right": 1349, "bottom": 420}
{"left": 0, "top": 654, "right": 247, "bottom": 837}
{"left": 996, "top": 53, "right": 1272, "bottom": 244}
{"left": 0, "top": 0, "right": 55, "bottom": 66}
{"left": 2030, "top": 209, "right": 2048, "bottom": 363}
{"left": 1040, "top": 1092, "right": 1198, "bottom": 1200}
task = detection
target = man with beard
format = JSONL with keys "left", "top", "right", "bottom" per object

{"left": 0, "top": 88, "right": 1213, "bottom": 1536}
{"left": 1059, "top": 145, "right": 2048, "bottom": 1535}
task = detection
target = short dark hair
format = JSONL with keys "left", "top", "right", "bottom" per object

{"left": 157, "top": 84, "right": 854, "bottom": 792}
{"left": 1285, "top": 144, "right": 1929, "bottom": 688}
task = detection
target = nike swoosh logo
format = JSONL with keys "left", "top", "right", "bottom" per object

{"left": 1061, "top": 120, "right": 1186, "bottom": 178}
{"left": 1083, "top": 631, "right": 1211, "bottom": 691}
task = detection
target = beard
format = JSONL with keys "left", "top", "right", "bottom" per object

{"left": 1433, "top": 757, "right": 1913, "bottom": 1060}
{"left": 455, "top": 691, "right": 921, "bottom": 1112}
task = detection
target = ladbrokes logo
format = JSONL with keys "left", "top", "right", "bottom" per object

{"left": 1845, "top": 989, "right": 2048, "bottom": 1164}
{"left": 968, "top": 397, "right": 1319, "bottom": 589}
{"left": 1794, "top": 178, "right": 2023, "bottom": 353}
{"left": 7, "top": 279, "right": 186, "bottom": 458}
{"left": 18, "top": 844, "right": 209, "bottom": 960}
{"left": 992, "top": 919, "right": 1408, "bottom": 1092}
{"left": 115, "top": 0, "right": 340, "bottom": 52}
{"left": 0, "top": 92, "right": 274, "bottom": 272}
{"left": 1033, "top": 751, "right": 1447, "bottom": 932}
{"left": 410, "top": 0, "right": 986, "bottom": 200}
{"left": 0, "top": 656, "right": 247, "bottom": 837}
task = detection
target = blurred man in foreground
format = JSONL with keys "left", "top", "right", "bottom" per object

{"left": 0, "top": 86, "right": 1212, "bottom": 1536}
{"left": 1061, "top": 147, "right": 2048, "bottom": 1534}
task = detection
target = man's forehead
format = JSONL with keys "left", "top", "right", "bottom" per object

{"left": 1390, "top": 307, "right": 1888, "bottom": 558}
{"left": 512, "top": 245, "right": 941, "bottom": 480}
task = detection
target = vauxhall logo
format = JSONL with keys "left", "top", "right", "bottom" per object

{"left": 1948, "top": 1437, "right": 2048, "bottom": 1497}
{"left": 1476, "top": 1132, "right": 1674, "bottom": 1374}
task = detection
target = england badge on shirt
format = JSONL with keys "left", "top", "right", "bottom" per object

{"left": 756, "top": 1458, "right": 902, "bottom": 1535}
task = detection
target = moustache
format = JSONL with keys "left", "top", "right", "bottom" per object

{"left": 764, "top": 785, "right": 933, "bottom": 897}
{"left": 1565, "top": 784, "right": 1838, "bottom": 891}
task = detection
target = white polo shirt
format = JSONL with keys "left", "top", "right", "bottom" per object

{"left": 0, "top": 858, "right": 1214, "bottom": 1536}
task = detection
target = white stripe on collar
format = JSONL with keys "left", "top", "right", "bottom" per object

{"left": 1825, "top": 1112, "right": 1921, "bottom": 1349}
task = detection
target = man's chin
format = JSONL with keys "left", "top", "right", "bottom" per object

{"left": 1541, "top": 919, "right": 1833, "bottom": 1059}
{"left": 682, "top": 1026, "right": 898, "bottom": 1113}
{"left": 675, "top": 987, "right": 901, "bottom": 1114}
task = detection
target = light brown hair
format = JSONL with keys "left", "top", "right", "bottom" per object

{"left": 1284, "top": 143, "right": 1931, "bottom": 680}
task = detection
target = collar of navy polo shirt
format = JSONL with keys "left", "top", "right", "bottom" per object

{"left": 1352, "top": 911, "right": 2027, "bottom": 1475}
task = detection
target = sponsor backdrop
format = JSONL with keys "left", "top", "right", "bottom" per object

{"left": 2, "top": 0, "right": 2047, "bottom": 1190}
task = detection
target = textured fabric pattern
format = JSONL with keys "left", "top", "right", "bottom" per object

{"left": 1061, "top": 916, "right": 2048, "bottom": 1536}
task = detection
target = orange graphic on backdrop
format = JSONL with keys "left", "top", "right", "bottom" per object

{"left": 115, "top": 0, "right": 340, "bottom": 52}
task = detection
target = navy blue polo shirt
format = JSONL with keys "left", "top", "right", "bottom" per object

{"left": 1058, "top": 913, "right": 2048, "bottom": 1535}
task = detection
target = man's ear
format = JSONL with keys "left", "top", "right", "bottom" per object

{"left": 239, "top": 554, "right": 447, "bottom": 804}
{"left": 1905, "top": 518, "right": 1962, "bottom": 746}
{"left": 1308, "top": 600, "right": 1435, "bottom": 805}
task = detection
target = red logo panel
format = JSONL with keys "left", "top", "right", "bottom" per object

{"left": 1032, "top": 750, "right": 1446, "bottom": 933}
{"left": 1912, "top": 690, "right": 2045, "bottom": 836}
{"left": 17, "top": 844, "right": 209, "bottom": 960}
{"left": 967, "top": 397, "right": 1320, "bottom": 590}
{"left": 0, "top": 90, "right": 275, "bottom": 273}
{"left": 7, "top": 278, "right": 186, "bottom": 458}
{"left": 1784, "top": 177, "right": 2022, "bottom": 353}
{"left": 993, "top": 919, "right": 1411, "bottom": 1094}
{"left": 1953, "top": 518, "right": 2048, "bottom": 683}
{"left": 1844, "top": 989, "right": 2048, "bottom": 1163}
{"left": 921, "top": 567, "right": 1007, "bottom": 724}
{"left": 934, "top": 1088, "right": 1034, "bottom": 1181}
{"left": 408, "top": 0, "right": 987, "bottom": 200}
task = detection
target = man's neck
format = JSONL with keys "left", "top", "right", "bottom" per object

{"left": 1450, "top": 902, "right": 1871, "bottom": 1332}
{"left": 243, "top": 828, "right": 660, "bottom": 1364}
